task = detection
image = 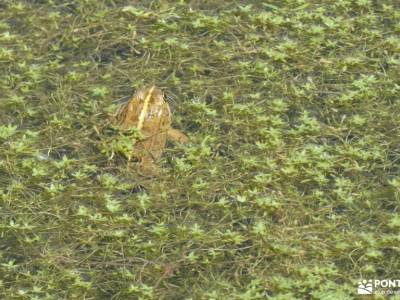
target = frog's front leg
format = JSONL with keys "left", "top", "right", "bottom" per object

{"left": 167, "top": 128, "right": 189, "bottom": 144}
{"left": 138, "top": 154, "right": 159, "bottom": 176}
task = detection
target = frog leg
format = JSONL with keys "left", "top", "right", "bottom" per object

{"left": 133, "top": 140, "right": 159, "bottom": 176}
{"left": 167, "top": 128, "right": 189, "bottom": 144}
{"left": 138, "top": 154, "right": 159, "bottom": 176}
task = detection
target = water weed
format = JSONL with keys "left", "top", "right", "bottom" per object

{"left": 0, "top": 0, "right": 399, "bottom": 299}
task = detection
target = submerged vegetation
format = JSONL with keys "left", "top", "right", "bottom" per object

{"left": 1, "top": 0, "right": 400, "bottom": 298}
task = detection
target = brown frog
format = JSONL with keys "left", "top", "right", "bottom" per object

{"left": 113, "top": 86, "right": 188, "bottom": 175}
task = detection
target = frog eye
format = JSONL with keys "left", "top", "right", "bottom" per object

{"left": 152, "top": 89, "right": 164, "bottom": 102}
{"left": 134, "top": 89, "right": 146, "bottom": 101}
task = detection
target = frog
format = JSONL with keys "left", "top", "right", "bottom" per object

{"left": 113, "top": 85, "right": 188, "bottom": 175}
